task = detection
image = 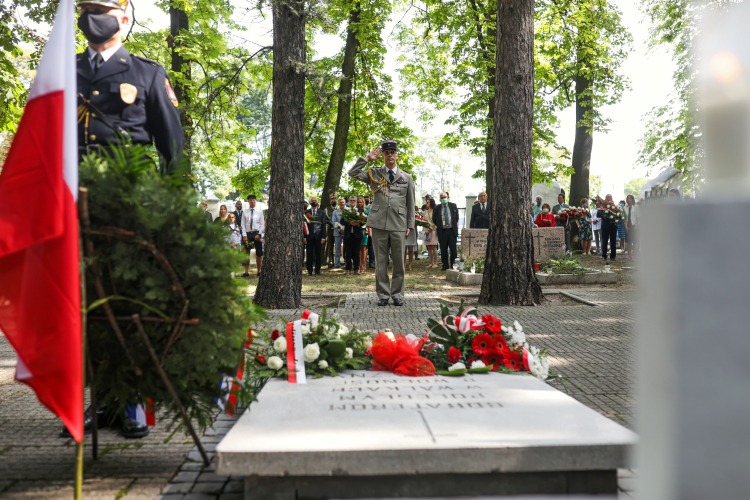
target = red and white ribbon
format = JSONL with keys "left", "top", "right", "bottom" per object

{"left": 286, "top": 320, "right": 307, "bottom": 384}
{"left": 301, "top": 310, "right": 319, "bottom": 327}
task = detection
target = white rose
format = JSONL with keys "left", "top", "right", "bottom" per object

{"left": 303, "top": 342, "right": 320, "bottom": 363}
{"left": 267, "top": 356, "right": 284, "bottom": 370}
{"left": 363, "top": 338, "right": 373, "bottom": 350}
{"left": 318, "top": 360, "right": 329, "bottom": 369}
{"left": 345, "top": 347, "right": 353, "bottom": 359}
{"left": 300, "top": 322, "right": 311, "bottom": 335}
{"left": 273, "top": 337, "right": 287, "bottom": 354}
{"left": 448, "top": 362, "right": 466, "bottom": 372}
{"left": 470, "top": 360, "right": 486, "bottom": 369}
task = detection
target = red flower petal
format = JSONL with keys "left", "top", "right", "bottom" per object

{"left": 472, "top": 333, "right": 497, "bottom": 356}
{"left": 447, "top": 346, "right": 462, "bottom": 363}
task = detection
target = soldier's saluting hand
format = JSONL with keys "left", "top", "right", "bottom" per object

{"left": 76, "top": 0, "right": 184, "bottom": 173}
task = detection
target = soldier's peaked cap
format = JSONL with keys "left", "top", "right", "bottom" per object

{"left": 381, "top": 139, "right": 398, "bottom": 152}
{"left": 77, "top": 0, "right": 128, "bottom": 10}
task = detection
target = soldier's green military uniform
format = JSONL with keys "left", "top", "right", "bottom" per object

{"left": 348, "top": 141, "right": 415, "bottom": 304}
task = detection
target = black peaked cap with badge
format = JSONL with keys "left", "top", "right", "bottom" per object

{"left": 77, "top": 43, "right": 184, "bottom": 170}
{"left": 381, "top": 139, "right": 397, "bottom": 152}
{"left": 77, "top": 0, "right": 128, "bottom": 9}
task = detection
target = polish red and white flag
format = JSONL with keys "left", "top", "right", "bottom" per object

{"left": 0, "top": 0, "right": 82, "bottom": 441}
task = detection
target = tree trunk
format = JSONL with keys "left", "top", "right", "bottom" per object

{"left": 479, "top": 0, "right": 542, "bottom": 306}
{"left": 170, "top": 6, "right": 191, "bottom": 170}
{"left": 484, "top": 12, "right": 496, "bottom": 196}
{"left": 569, "top": 73, "right": 593, "bottom": 208}
{"left": 321, "top": 3, "right": 361, "bottom": 203}
{"left": 253, "top": 0, "right": 306, "bottom": 309}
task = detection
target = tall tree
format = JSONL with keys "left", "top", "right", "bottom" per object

{"left": 169, "top": 4, "right": 192, "bottom": 165}
{"left": 479, "top": 0, "right": 541, "bottom": 306}
{"left": 320, "top": 2, "right": 361, "bottom": 203}
{"left": 254, "top": 0, "right": 307, "bottom": 309}
{"left": 396, "top": 0, "right": 571, "bottom": 188}
{"left": 536, "top": 0, "right": 631, "bottom": 205}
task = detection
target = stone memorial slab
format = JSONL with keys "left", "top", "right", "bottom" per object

{"left": 216, "top": 371, "right": 636, "bottom": 500}
{"left": 460, "top": 229, "right": 487, "bottom": 260}
{"left": 532, "top": 227, "right": 565, "bottom": 261}
{"left": 536, "top": 269, "right": 616, "bottom": 285}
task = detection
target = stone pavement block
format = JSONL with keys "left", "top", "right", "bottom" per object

{"left": 191, "top": 481, "right": 225, "bottom": 494}
{"left": 156, "top": 495, "right": 186, "bottom": 500}
{"left": 163, "top": 483, "right": 193, "bottom": 494}
{"left": 172, "top": 471, "right": 200, "bottom": 483}
{"left": 183, "top": 493, "right": 217, "bottom": 500}
{"left": 197, "top": 472, "right": 227, "bottom": 482}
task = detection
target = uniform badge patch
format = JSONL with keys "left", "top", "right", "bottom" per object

{"left": 165, "top": 79, "right": 179, "bottom": 107}
{"left": 120, "top": 83, "right": 137, "bottom": 104}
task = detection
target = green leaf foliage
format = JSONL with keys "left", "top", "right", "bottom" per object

{"left": 79, "top": 146, "right": 264, "bottom": 432}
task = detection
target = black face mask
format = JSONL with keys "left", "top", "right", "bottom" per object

{"left": 310, "top": 202, "right": 318, "bottom": 208}
{"left": 78, "top": 11, "right": 120, "bottom": 45}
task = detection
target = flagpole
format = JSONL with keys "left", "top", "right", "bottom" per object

{"left": 75, "top": 188, "right": 89, "bottom": 500}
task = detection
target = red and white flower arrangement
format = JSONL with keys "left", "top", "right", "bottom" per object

{"left": 420, "top": 301, "right": 554, "bottom": 380}
{"left": 594, "top": 197, "right": 625, "bottom": 222}
{"left": 415, "top": 208, "right": 432, "bottom": 228}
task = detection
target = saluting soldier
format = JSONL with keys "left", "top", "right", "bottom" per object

{"left": 76, "top": 0, "right": 184, "bottom": 173}
{"left": 348, "top": 140, "right": 415, "bottom": 306}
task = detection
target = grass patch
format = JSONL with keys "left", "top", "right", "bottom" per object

{"left": 114, "top": 486, "right": 131, "bottom": 499}
{"left": 243, "top": 258, "right": 476, "bottom": 294}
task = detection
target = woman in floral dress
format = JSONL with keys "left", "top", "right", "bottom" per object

{"left": 577, "top": 198, "right": 593, "bottom": 255}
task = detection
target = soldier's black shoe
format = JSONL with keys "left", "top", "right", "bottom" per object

{"left": 377, "top": 299, "right": 389, "bottom": 306}
{"left": 393, "top": 298, "right": 404, "bottom": 306}
{"left": 61, "top": 404, "right": 108, "bottom": 438}
{"left": 122, "top": 416, "right": 149, "bottom": 438}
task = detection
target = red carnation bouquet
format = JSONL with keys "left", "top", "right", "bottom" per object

{"left": 594, "top": 197, "right": 625, "bottom": 222}
{"left": 420, "top": 300, "right": 555, "bottom": 380}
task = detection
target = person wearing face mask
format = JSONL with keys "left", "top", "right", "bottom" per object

{"left": 324, "top": 196, "right": 337, "bottom": 268}
{"left": 76, "top": 0, "right": 184, "bottom": 173}
{"left": 533, "top": 203, "right": 555, "bottom": 227}
{"left": 531, "top": 196, "right": 544, "bottom": 219}
{"left": 577, "top": 198, "right": 593, "bottom": 255}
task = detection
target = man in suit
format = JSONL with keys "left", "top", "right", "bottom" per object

{"left": 470, "top": 191, "right": 490, "bottom": 229}
{"left": 304, "top": 196, "right": 327, "bottom": 276}
{"left": 552, "top": 192, "right": 571, "bottom": 254}
{"left": 348, "top": 140, "right": 415, "bottom": 306}
{"left": 232, "top": 200, "right": 244, "bottom": 232}
{"left": 600, "top": 193, "right": 618, "bottom": 262}
{"left": 241, "top": 194, "right": 264, "bottom": 276}
{"left": 433, "top": 192, "right": 460, "bottom": 270}
{"left": 324, "top": 195, "right": 337, "bottom": 268}
{"left": 76, "top": 0, "right": 183, "bottom": 174}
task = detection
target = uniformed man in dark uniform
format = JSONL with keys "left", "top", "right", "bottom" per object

{"left": 76, "top": 0, "right": 184, "bottom": 174}
{"left": 62, "top": 0, "right": 183, "bottom": 440}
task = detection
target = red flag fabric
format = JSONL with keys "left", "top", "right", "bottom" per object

{"left": 0, "top": 0, "right": 82, "bottom": 442}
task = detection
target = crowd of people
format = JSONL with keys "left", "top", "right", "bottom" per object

{"left": 204, "top": 187, "right": 680, "bottom": 274}
{"left": 531, "top": 191, "right": 647, "bottom": 261}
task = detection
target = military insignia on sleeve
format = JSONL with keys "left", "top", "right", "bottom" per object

{"left": 164, "top": 78, "right": 179, "bottom": 107}
{"left": 120, "top": 83, "right": 137, "bottom": 104}
{"left": 396, "top": 178, "right": 407, "bottom": 184}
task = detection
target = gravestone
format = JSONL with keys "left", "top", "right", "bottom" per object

{"left": 216, "top": 371, "right": 636, "bottom": 500}
{"left": 460, "top": 228, "right": 487, "bottom": 259}
{"left": 532, "top": 227, "right": 565, "bottom": 261}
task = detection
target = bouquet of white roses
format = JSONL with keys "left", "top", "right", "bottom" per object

{"left": 245, "top": 309, "right": 373, "bottom": 383}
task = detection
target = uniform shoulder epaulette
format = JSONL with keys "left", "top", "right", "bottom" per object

{"left": 132, "top": 54, "right": 162, "bottom": 68}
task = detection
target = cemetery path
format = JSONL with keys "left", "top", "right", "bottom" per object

{"left": 0, "top": 288, "right": 634, "bottom": 500}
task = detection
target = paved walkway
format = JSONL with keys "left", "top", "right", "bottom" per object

{"left": 0, "top": 289, "right": 635, "bottom": 499}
